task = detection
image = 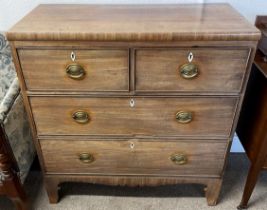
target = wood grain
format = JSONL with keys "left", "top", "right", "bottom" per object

{"left": 255, "top": 16, "right": 267, "bottom": 56}
{"left": 44, "top": 174, "right": 222, "bottom": 206}
{"left": 254, "top": 49, "right": 267, "bottom": 78}
{"left": 18, "top": 49, "right": 129, "bottom": 91}
{"left": 7, "top": 4, "right": 259, "bottom": 207}
{"left": 12, "top": 40, "right": 259, "bottom": 49}
{"left": 205, "top": 179, "right": 223, "bottom": 206}
{"left": 0, "top": 123, "right": 29, "bottom": 210}
{"left": 135, "top": 48, "right": 249, "bottom": 93}
{"left": 237, "top": 48, "right": 267, "bottom": 209}
{"left": 236, "top": 64, "right": 267, "bottom": 163}
{"left": 40, "top": 139, "right": 227, "bottom": 176}
{"left": 30, "top": 97, "right": 238, "bottom": 137}
{"left": 7, "top": 4, "right": 260, "bottom": 42}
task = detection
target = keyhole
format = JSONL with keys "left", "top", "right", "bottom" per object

{"left": 130, "top": 99, "right": 135, "bottom": 108}
{"left": 71, "top": 51, "right": 76, "bottom": 62}
{"left": 130, "top": 142, "right": 135, "bottom": 149}
{"left": 188, "top": 52, "right": 194, "bottom": 63}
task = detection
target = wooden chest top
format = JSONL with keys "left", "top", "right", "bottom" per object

{"left": 7, "top": 4, "right": 260, "bottom": 41}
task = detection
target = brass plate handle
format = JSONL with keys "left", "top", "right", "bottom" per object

{"left": 176, "top": 111, "right": 192, "bottom": 124}
{"left": 66, "top": 64, "right": 86, "bottom": 80}
{"left": 170, "top": 153, "right": 187, "bottom": 165}
{"left": 72, "top": 110, "right": 90, "bottom": 124}
{"left": 79, "top": 153, "right": 94, "bottom": 164}
{"left": 179, "top": 63, "right": 198, "bottom": 79}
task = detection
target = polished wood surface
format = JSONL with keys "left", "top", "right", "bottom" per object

{"left": 0, "top": 125, "right": 29, "bottom": 210}
{"left": 7, "top": 4, "right": 259, "bottom": 207}
{"left": 254, "top": 49, "right": 267, "bottom": 78}
{"left": 237, "top": 59, "right": 267, "bottom": 163}
{"left": 7, "top": 4, "right": 260, "bottom": 41}
{"left": 236, "top": 15, "right": 267, "bottom": 210}
{"left": 40, "top": 139, "right": 227, "bottom": 176}
{"left": 255, "top": 16, "right": 267, "bottom": 56}
{"left": 30, "top": 97, "right": 237, "bottom": 137}
{"left": 135, "top": 48, "right": 249, "bottom": 93}
{"left": 43, "top": 175, "right": 222, "bottom": 205}
{"left": 237, "top": 51, "right": 267, "bottom": 209}
{"left": 18, "top": 49, "right": 129, "bottom": 91}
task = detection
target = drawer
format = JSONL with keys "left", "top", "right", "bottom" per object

{"left": 18, "top": 49, "right": 129, "bottom": 91}
{"left": 30, "top": 97, "right": 237, "bottom": 137}
{"left": 135, "top": 48, "right": 249, "bottom": 93}
{"left": 40, "top": 139, "right": 227, "bottom": 176}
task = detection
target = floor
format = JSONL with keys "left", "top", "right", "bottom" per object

{"left": 0, "top": 154, "right": 267, "bottom": 210}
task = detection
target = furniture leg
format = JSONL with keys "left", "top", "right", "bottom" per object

{"left": 44, "top": 177, "right": 59, "bottom": 204}
{"left": 6, "top": 177, "right": 29, "bottom": 210}
{"left": 237, "top": 161, "right": 264, "bottom": 209}
{"left": 0, "top": 134, "right": 29, "bottom": 210}
{"left": 205, "top": 178, "right": 222, "bottom": 206}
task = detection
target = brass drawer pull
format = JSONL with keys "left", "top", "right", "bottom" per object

{"left": 170, "top": 153, "right": 187, "bottom": 165}
{"left": 79, "top": 153, "right": 94, "bottom": 164}
{"left": 66, "top": 64, "right": 86, "bottom": 80}
{"left": 176, "top": 111, "right": 192, "bottom": 124}
{"left": 72, "top": 110, "right": 90, "bottom": 124}
{"left": 179, "top": 63, "right": 198, "bottom": 79}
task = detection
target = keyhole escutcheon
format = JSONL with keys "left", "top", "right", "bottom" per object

{"left": 130, "top": 99, "right": 135, "bottom": 108}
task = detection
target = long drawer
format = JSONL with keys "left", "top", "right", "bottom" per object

{"left": 18, "top": 49, "right": 129, "bottom": 91}
{"left": 30, "top": 97, "right": 238, "bottom": 137}
{"left": 40, "top": 139, "right": 227, "bottom": 176}
{"left": 135, "top": 48, "right": 249, "bottom": 93}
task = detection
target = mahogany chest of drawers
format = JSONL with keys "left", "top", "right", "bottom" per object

{"left": 7, "top": 4, "right": 260, "bottom": 206}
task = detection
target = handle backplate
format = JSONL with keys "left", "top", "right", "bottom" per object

{"left": 179, "top": 63, "right": 198, "bottom": 79}
{"left": 170, "top": 153, "right": 187, "bottom": 165}
{"left": 72, "top": 110, "right": 90, "bottom": 124}
{"left": 66, "top": 64, "right": 86, "bottom": 80}
{"left": 79, "top": 153, "right": 94, "bottom": 164}
{"left": 176, "top": 111, "right": 192, "bottom": 124}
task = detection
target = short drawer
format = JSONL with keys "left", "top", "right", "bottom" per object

{"left": 30, "top": 97, "right": 237, "bottom": 137}
{"left": 135, "top": 48, "right": 249, "bottom": 93}
{"left": 40, "top": 139, "right": 227, "bottom": 176}
{"left": 18, "top": 49, "right": 129, "bottom": 91}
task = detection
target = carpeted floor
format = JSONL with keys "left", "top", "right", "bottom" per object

{"left": 0, "top": 154, "right": 267, "bottom": 210}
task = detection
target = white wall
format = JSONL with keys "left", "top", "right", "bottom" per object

{"left": 1, "top": 0, "right": 266, "bottom": 152}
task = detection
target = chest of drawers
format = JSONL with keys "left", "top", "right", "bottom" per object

{"left": 7, "top": 4, "right": 260, "bottom": 206}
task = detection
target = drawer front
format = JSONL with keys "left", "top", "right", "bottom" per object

{"left": 40, "top": 139, "right": 227, "bottom": 176}
{"left": 135, "top": 48, "right": 249, "bottom": 93}
{"left": 18, "top": 49, "right": 129, "bottom": 91}
{"left": 30, "top": 97, "right": 237, "bottom": 137}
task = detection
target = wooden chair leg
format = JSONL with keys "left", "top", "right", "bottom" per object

{"left": 2, "top": 167, "right": 29, "bottom": 210}
{"left": 5, "top": 176, "right": 29, "bottom": 210}
{"left": 237, "top": 162, "right": 263, "bottom": 209}
{"left": 205, "top": 178, "right": 222, "bottom": 206}
{"left": 0, "top": 131, "right": 29, "bottom": 210}
{"left": 44, "top": 176, "right": 59, "bottom": 204}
